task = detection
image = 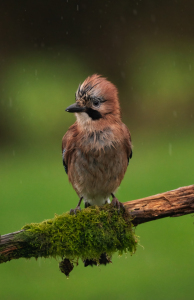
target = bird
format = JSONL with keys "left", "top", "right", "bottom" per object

{"left": 62, "top": 74, "right": 132, "bottom": 265}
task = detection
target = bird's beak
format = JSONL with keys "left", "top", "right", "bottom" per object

{"left": 65, "top": 103, "right": 86, "bottom": 113}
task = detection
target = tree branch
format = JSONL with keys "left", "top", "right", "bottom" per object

{"left": 125, "top": 185, "right": 194, "bottom": 226}
{"left": 1, "top": 185, "right": 194, "bottom": 268}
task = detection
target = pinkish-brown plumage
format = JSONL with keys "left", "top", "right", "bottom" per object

{"left": 62, "top": 74, "right": 132, "bottom": 208}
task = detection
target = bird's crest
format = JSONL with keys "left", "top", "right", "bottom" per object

{"left": 74, "top": 74, "right": 121, "bottom": 121}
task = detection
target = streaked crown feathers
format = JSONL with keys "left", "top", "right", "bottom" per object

{"left": 75, "top": 74, "right": 121, "bottom": 118}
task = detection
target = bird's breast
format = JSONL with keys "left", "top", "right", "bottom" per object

{"left": 68, "top": 130, "right": 128, "bottom": 203}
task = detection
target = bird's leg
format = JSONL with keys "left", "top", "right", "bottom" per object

{"left": 70, "top": 196, "right": 83, "bottom": 215}
{"left": 111, "top": 193, "right": 125, "bottom": 212}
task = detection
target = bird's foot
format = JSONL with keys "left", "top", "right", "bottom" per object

{"left": 111, "top": 194, "right": 125, "bottom": 213}
{"left": 70, "top": 197, "right": 83, "bottom": 215}
{"left": 70, "top": 205, "right": 81, "bottom": 215}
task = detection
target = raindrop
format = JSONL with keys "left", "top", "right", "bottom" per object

{"left": 77, "top": 5, "right": 79, "bottom": 11}
{"left": 151, "top": 14, "right": 156, "bottom": 22}
{"left": 169, "top": 143, "right": 172, "bottom": 156}
{"left": 35, "top": 69, "right": 38, "bottom": 76}
{"left": 9, "top": 97, "right": 12, "bottom": 107}
{"left": 121, "top": 71, "right": 126, "bottom": 79}
{"left": 173, "top": 111, "right": 177, "bottom": 117}
{"left": 189, "top": 64, "right": 192, "bottom": 71}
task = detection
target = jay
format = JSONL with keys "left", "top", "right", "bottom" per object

{"left": 62, "top": 74, "right": 132, "bottom": 266}
{"left": 62, "top": 74, "right": 132, "bottom": 215}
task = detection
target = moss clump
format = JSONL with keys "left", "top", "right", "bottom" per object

{"left": 18, "top": 204, "right": 137, "bottom": 263}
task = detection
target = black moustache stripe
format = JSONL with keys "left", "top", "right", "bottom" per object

{"left": 86, "top": 108, "right": 102, "bottom": 120}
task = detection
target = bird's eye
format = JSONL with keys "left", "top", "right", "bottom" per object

{"left": 92, "top": 99, "right": 100, "bottom": 107}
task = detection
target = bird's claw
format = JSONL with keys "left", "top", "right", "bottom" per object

{"left": 111, "top": 197, "right": 125, "bottom": 213}
{"left": 70, "top": 206, "right": 81, "bottom": 215}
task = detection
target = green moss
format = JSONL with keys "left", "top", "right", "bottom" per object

{"left": 18, "top": 205, "right": 137, "bottom": 262}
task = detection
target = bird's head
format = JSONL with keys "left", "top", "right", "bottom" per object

{"left": 65, "top": 74, "right": 121, "bottom": 129}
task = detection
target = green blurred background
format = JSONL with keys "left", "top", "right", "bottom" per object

{"left": 0, "top": 1, "right": 194, "bottom": 299}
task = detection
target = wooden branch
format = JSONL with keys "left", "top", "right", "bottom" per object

{"left": 0, "top": 185, "right": 194, "bottom": 266}
{"left": 125, "top": 185, "right": 194, "bottom": 226}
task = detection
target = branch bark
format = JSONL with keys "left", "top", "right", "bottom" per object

{"left": 125, "top": 185, "right": 194, "bottom": 226}
{"left": 1, "top": 185, "right": 194, "bottom": 264}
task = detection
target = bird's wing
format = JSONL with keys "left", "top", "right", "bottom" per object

{"left": 62, "top": 123, "right": 78, "bottom": 175}
{"left": 122, "top": 124, "right": 132, "bottom": 165}
{"left": 62, "top": 148, "right": 68, "bottom": 174}
{"left": 62, "top": 131, "right": 69, "bottom": 175}
{"left": 129, "top": 148, "right": 133, "bottom": 160}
